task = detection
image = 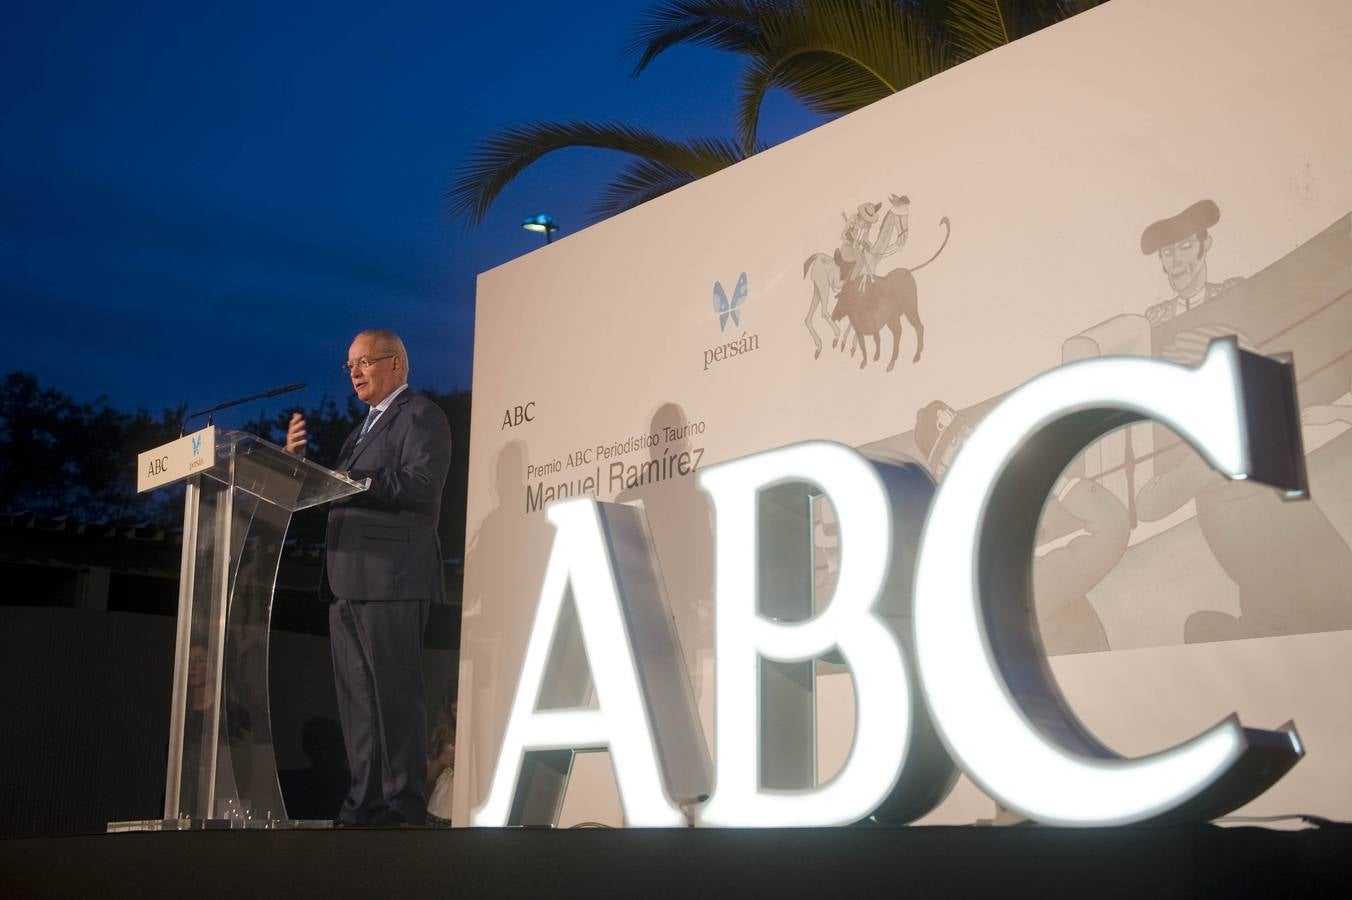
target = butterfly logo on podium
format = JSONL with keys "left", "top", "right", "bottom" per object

{"left": 713, "top": 273, "right": 748, "bottom": 331}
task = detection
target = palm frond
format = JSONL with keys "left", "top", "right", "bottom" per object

{"left": 734, "top": 0, "right": 951, "bottom": 149}
{"left": 594, "top": 134, "right": 766, "bottom": 218}
{"left": 938, "top": 0, "right": 1010, "bottom": 62}
{"left": 592, "top": 159, "right": 705, "bottom": 220}
{"left": 625, "top": 0, "right": 777, "bottom": 77}
{"left": 1005, "top": 0, "right": 1098, "bottom": 40}
{"left": 941, "top": 0, "right": 1100, "bottom": 61}
{"left": 736, "top": 54, "right": 886, "bottom": 151}
{"left": 444, "top": 121, "right": 748, "bottom": 226}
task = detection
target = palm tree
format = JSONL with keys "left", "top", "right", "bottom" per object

{"left": 446, "top": 0, "right": 1101, "bottom": 228}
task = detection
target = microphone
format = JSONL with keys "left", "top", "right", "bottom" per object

{"left": 181, "top": 383, "right": 306, "bottom": 434}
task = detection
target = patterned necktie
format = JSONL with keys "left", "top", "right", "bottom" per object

{"left": 357, "top": 406, "right": 378, "bottom": 443}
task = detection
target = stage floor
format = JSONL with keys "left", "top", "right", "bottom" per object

{"left": 3, "top": 824, "right": 1350, "bottom": 898}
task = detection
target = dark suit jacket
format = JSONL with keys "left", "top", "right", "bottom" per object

{"left": 322, "top": 388, "right": 452, "bottom": 604}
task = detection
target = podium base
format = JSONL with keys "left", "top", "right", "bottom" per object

{"left": 106, "top": 818, "right": 334, "bottom": 833}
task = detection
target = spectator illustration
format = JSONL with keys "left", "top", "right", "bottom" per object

{"left": 1130, "top": 201, "right": 1352, "bottom": 641}
{"left": 912, "top": 400, "right": 1130, "bottom": 654}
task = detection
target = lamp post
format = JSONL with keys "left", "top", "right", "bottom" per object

{"left": 522, "top": 213, "right": 559, "bottom": 244}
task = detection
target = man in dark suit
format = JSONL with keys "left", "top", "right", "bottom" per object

{"left": 286, "top": 329, "right": 452, "bottom": 826}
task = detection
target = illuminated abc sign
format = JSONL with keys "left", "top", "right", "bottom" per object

{"left": 476, "top": 339, "right": 1306, "bottom": 828}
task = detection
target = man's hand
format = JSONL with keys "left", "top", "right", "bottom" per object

{"left": 285, "top": 411, "right": 308, "bottom": 456}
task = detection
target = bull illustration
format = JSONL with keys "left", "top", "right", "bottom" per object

{"left": 803, "top": 216, "right": 950, "bottom": 371}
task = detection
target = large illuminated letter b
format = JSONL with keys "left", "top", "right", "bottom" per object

{"left": 699, "top": 442, "right": 928, "bottom": 827}
{"left": 913, "top": 338, "right": 1306, "bottom": 826}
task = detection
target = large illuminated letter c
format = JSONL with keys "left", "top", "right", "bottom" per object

{"left": 913, "top": 338, "right": 1306, "bottom": 826}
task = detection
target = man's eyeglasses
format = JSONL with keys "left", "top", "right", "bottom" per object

{"left": 342, "top": 354, "right": 395, "bottom": 375}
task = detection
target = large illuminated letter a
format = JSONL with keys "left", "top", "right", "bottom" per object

{"left": 914, "top": 338, "right": 1306, "bottom": 826}
{"left": 699, "top": 442, "right": 919, "bottom": 827}
{"left": 473, "top": 498, "right": 709, "bottom": 827}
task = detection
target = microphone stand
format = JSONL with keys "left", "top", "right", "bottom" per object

{"left": 181, "top": 383, "right": 306, "bottom": 436}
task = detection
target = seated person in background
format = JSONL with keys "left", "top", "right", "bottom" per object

{"left": 425, "top": 699, "right": 456, "bottom": 827}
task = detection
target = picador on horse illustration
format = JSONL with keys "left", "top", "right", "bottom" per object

{"left": 802, "top": 195, "right": 950, "bottom": 371}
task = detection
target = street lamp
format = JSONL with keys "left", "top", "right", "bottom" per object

{"left": 522, "top": 213, "right": 559, "bottom": 244}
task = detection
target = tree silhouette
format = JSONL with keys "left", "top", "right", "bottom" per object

{"left": 1, "top": 374, "right": 471, "bottom": 570}
{"left": 0, "top": 372, "right": 184, "bottom": 521}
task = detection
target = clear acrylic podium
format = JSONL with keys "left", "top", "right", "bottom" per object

{"left": 111, "top": 430, "right": 367, "bottom": 831}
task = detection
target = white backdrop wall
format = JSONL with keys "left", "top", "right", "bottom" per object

{"left": 455, "top": 0, "right": 1352, "bottom": 827}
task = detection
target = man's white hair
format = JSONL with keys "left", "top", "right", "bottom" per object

{"left": 358, "top": 329, "right": 410, "bottom": 378}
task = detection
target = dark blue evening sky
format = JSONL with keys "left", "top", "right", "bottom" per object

{"left": 1, "top": 0, "right": 823, "bottom": 426}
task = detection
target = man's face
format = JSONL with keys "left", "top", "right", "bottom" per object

{"left": 1158, "top": 232, "right": 1210, "bottom": 297}
{"left": 347, "top": 334, "right": 403, "bottom": 406}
